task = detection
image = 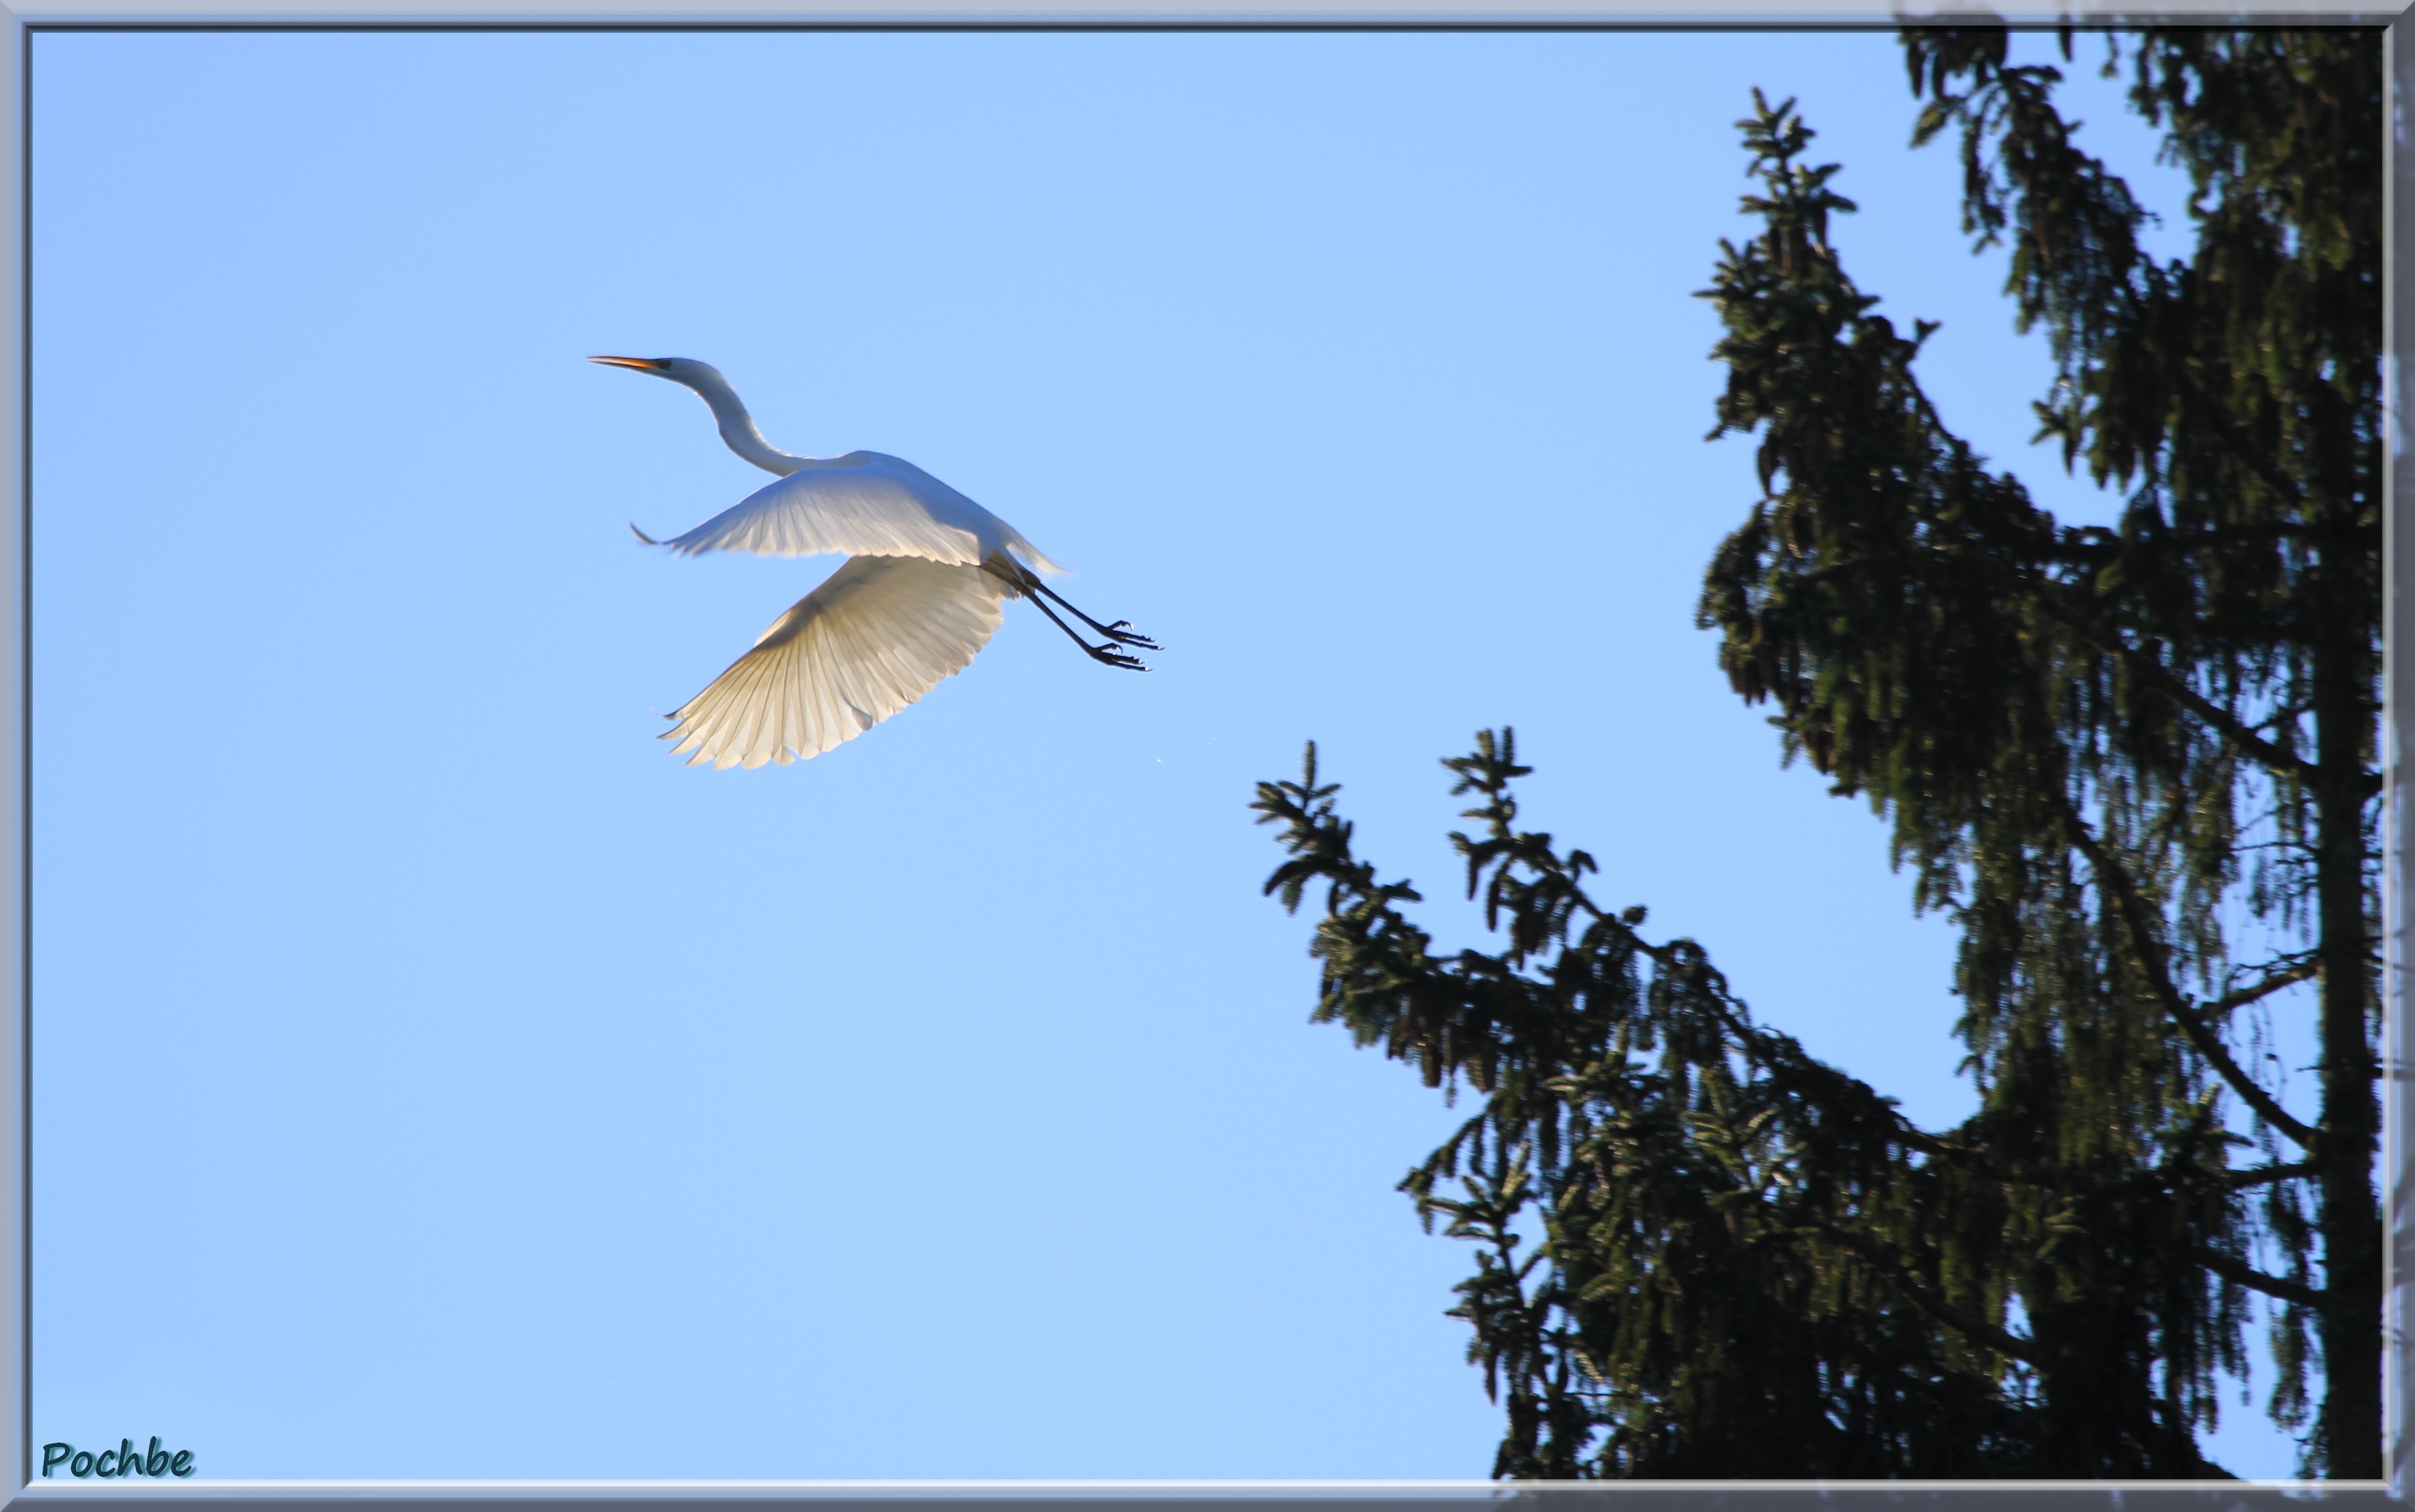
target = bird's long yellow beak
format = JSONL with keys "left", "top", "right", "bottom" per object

{"left": 589, "top": 355, "right": 671, "bottom": 372}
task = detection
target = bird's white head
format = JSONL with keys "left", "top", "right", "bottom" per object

{"left": 589, "top": 355, "right": 728, "bottom": 389}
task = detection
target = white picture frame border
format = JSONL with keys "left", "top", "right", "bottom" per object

{"left": 1, "top": 4, "right": 2404, "bottom": 1505}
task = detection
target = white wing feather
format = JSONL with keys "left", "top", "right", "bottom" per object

{"left": 663, "top": 556, "right": 1012, "bottom": 770}
{"left": 652, "top": 451, "right": 1061, "bottom": 574}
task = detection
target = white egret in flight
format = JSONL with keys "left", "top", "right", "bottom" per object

{"left": 592, "top": 356, "right": 1156, "bottom": 770}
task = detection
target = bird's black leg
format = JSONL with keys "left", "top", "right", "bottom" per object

{"left": 1021, "top": 590, "right": 1149, "bottom": 671}
{"left": 1027, "top": 579, "right": 1159, "bottom": 650}
{"left": 981, "top": 560, "right": 1153, "bottom": 670}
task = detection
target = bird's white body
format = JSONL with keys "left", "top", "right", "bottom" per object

{"left": 595, "top": 356, "right": 1141, "bottom": 770}
{"left": 652, "top": 449, "right": 1060, "bottom": 576}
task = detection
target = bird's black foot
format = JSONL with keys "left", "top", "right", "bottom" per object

{"left": 1098, "top": 621, "right": 1161, "bottom": 650}
{"left": 1086, "top": 641, "right": 1151, "bottom": 671}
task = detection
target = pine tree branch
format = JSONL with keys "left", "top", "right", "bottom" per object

{"left": 2207, "top": 961, "right": 2320, "bottom": 1017}
{"left": 2195, "top": 1246, "right": 2325, "bottom": 1310}
{"left": 1938, "top": 538, "right": 2315, "bottom": 779}
{"left": 2224, "top": 1160, "right": 2321, "bottom": 1189}
{"left": 2032, "top": 584, "right": 2315, "bottom": 779}
{"left": 1812, "top": 1222, "right": 2040, "bottom": 1364}
{"left": 2170, "top": 360, "right": 2308, "bottom": 515}
{"left": 2056, "top": 794, "right": 2320, "bottom": 1148}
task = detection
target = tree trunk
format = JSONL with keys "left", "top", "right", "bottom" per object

{"left": 2313, "top": 599, "right": 2381, "bottom": 1477}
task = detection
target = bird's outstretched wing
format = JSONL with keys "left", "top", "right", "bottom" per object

{"left": 644, "top": 451, "right": 1061, "bottom": 574}
{"left": 663, "top": 556, "right": 1010, "bottom": 770}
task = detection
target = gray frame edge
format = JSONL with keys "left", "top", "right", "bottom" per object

{"left": 8, "top": 0, "right": 31, "bottom": 1502}
{"left": 0, "top": 0, "right": 2406, "bottom": 26}
{"left": 0, "top": 1489, "right": 2406, "bottom": 1508}
{"left": 0, "top": 4, "right": 2406, "bottom": 1508}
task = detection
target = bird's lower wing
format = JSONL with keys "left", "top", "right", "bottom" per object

{"left": 664, "top": 556, "right": 1008, "bottom": 770}
{"left": 652, "top": 455, "right": 1000, "bottom": 567}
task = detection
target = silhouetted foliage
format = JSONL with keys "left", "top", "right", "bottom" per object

{"left": 1256, "top": 26, "right": 2378, "bottom": 1478}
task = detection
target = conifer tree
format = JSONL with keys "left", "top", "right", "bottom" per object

{"left": 1256, "top": 27, "right": 2380, "bottom": 1476}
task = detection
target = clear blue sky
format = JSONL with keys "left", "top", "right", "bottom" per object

{"left": 31, "top": 27, "right": 2306, "bottom": 1479}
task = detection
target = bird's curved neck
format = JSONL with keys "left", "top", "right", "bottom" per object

{"left": 682, "top": 370, "right": 809, "bottom": 477}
